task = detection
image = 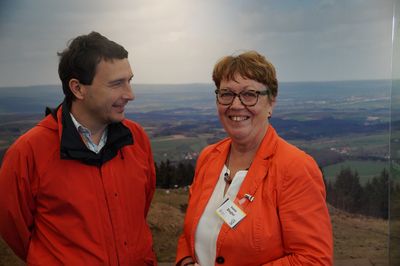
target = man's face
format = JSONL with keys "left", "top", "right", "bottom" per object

{"left": 79, "top": 58, "right": 134, "bottom": 130}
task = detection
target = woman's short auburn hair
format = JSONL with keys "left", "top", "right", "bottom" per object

{"left": 212, "top": 50, "right": 278, "bottom": 99}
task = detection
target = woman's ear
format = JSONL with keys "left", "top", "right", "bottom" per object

{"left": 68, "top": 79, "right": 85, "bottom": 100}
{"left": 268, "top": 99, "right": 276, "bottom": 119}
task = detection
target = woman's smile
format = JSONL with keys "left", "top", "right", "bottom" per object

{"left": 228, "top": 115, "right": 250, "bottom": 122}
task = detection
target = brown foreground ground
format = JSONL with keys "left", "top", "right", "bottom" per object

{"left": 0, "top": 189, "right": 389, "bottom": 265}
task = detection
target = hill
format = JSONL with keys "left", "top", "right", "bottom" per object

{"left": 0, "top": 80, "right": 392, "bottom": 265}
{"left": 148, "top": 189, "right": 389, "bottom": 264}
{"left": 1, "top": 189, "right": 387, "bottom": 265}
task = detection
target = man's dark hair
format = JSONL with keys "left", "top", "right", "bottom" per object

{"left": 58, "top": 31, "right": 128, "bottom": 104}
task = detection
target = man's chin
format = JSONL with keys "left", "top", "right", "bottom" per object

{"left": 109, "top": 114, "right": 125, "bottom": 124}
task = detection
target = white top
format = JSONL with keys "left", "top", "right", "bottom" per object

{"left": 70, "top": 113, "right": 108, "bottom": 154}
{"left": 194, "top": 165, "right": 248, "bottom": 266}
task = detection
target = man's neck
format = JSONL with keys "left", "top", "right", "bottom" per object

{"left": 70, "top": 103, "right": 107, "bottom": 145}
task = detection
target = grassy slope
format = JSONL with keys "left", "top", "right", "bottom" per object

{"left": 149, "top": 189, "right": 389, "bottom": 264}
{"left": 0, "top": 189, "right": 389, "bottom": 265}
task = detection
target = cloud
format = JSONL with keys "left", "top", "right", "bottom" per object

{"left": 0, "top": 0, "right": 394, "bottom": 86}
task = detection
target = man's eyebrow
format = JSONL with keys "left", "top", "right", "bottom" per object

{"left": 107, "top": 79, "right": 124, "bottom": 85}
{"left": 108, "top": 75, "right": 133, "bottom": 85}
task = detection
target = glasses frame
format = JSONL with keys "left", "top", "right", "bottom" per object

{"left": 214, "top": 88, "right": 270, "bottom": 107}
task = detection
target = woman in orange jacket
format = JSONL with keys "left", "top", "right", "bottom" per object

{"left": 175, "top": 51, "right": 333, "bottom": 266}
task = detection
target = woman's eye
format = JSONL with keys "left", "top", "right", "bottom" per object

{"left": 242, "top": 91, "right": 257, "bottom": 98}
{"left": 220, "top": 92, "right": 233, "bottom": 97}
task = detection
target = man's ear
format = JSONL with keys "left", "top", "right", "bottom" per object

{"left": 69, "top": 79, "right": 85, "bottom": 100}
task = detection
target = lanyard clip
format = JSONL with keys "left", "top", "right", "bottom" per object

{"left": 244, "top": 194, "right": 255, "bottom": 202}
{"left": 238, "top": 193, "right": 255, "bottom": 205}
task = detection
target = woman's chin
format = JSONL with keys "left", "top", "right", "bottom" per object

{"left": 228, "top": 131, "right": 251, "bottom": 143}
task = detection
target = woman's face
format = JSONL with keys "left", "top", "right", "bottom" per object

{"left": 216, "top": 74, "right": 274, "bottom": 147}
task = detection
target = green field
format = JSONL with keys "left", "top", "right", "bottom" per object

{"left": 323, "top": 160, "right": 389, "bottom": 185}
{"left": 327, "top": 133, "right": 388, "bottom": 150}
{"left": 293, "top": 132, "right": 389, "bottom": 155}
{"left": 151, "top": 135, "right": 211, "bottom": 162}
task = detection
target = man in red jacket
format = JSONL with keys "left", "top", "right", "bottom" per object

{"left": 0, "top": 31, "right": 157, "bottom": 265}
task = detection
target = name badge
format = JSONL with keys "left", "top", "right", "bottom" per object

{"left": 216, "top": 198, "right": 246, "bottom": 228}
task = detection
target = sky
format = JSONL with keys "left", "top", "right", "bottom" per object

{"left": 0, "top": 0, "right": 395, "bottom": 87}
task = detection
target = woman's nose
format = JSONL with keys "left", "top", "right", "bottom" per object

{"left": 230, "top": 94, "right": 245, "bottom": 108}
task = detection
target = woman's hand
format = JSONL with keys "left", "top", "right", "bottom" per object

{"left": 179, "top": 257, "right": 199, "bottom": 266}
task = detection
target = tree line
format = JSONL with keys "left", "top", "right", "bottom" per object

{"left": 325, "top": 167, "right": 398, "bottom": 219}
{"left": 155, "top": 159, "right": 396, "bottom": 219}
{"left": 155, "top": 160, "right": 195, "bottom": 189}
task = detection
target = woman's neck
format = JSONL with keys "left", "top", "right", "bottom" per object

{"left": 230, "top": 124, "right": 268, "bottom": 155}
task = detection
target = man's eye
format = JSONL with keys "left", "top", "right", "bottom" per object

{"left": 110, "top": 80, "right": 123, "bottom": 87}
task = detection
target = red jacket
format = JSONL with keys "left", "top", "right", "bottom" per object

{"left": 176, "top": 126, "right": 333, "bottom": 265}
{"left": 0, "top": 104, "right": 156, "bottom": 265}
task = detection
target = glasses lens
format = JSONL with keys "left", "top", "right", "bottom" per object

{"left": 216, "top": 89, "right": 264, "bottom": 106}
{"left": 240, "top": 91, "right": 258, "bottom": 106}
{"left": 218, "top": 90, "right": 234, "bottom": 105}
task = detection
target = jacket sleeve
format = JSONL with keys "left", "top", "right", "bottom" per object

{"left": 262, "top": 156, "right": 333, "bottom": 266}
{"left": 0, "top": 144, "right": 36, "bottom": 260}
{"left": 175, "top": 167, "right": 197, "bottom": 265}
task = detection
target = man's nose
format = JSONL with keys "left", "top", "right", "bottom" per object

{"left": 123, "top": 83, "right": 135, "bottom": 101}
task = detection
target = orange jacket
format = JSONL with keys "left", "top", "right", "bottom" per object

{"left": 0, "top": 104, "right": 156, "bottom": 265}
{"left": 176, "top": 126, "right": 333, "bottom": 266}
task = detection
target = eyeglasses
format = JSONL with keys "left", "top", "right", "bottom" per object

{"left": 215, "top": 88, "right": 270, "bottom": 107}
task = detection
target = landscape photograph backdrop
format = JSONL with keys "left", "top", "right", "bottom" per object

{"left": 0, "top": 0, "right": 396, "bottom": 265}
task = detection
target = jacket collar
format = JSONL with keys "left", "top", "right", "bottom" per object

{"left": 45, "top": 101, "right": 134, "bottom": 166}
{"left": 191, "top": 125, "right": 280, "bottom": 253}
{"left": 215, "top": 126, "right": 279, "bottom": 253}
{"left": 212, "top": 125, "right": 279, "bottom": 204}
{"left": 198, "top": 125, "right": 280, "bottom": 211}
